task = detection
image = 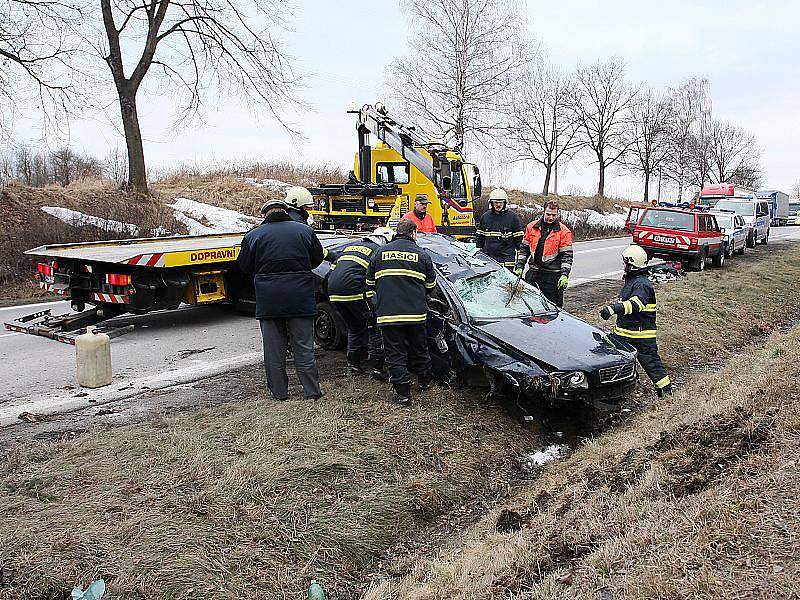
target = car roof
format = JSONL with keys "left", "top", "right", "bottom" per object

{"left": 321, "top": 232, "right": 498, "bottom": 282}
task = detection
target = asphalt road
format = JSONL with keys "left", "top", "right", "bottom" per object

{"left": 3, "top": 228, "right": 800, "bottom": 422}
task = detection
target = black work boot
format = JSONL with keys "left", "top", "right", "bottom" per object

{"left": 417, "top": 373, "right": 432, "bottom": 391}
{"left": 656, "top": 385, "right": 673, "bottom": 398}
{"left": 368, "top": 357, "right": 389, "bottom": 381}
{"left": 345, "top": 349, "right": 364, "bottom": 375}
{"left": 388, "top": 382, "right": 411, "bottom": 407}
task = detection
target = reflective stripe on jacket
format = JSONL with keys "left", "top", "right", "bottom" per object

{"left": 327, "top": 239, "right": 380, "bottom": 302}
{"left": 516, "top": 218, "right": 573, "bottom": 275}
{"left": 475, "top": 209, "right": 524, "bottom": 267}
{"left": 610, "top": 271, "right": 658, "bottom": 339}
{"left": 365, "top": 235, "right": 436, "bottom": 326}
{"left": 401, "top": 210, "right": 437, "bottom": 233}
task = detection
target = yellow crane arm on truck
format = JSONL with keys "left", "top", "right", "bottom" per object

{"left": 309, "top": 103, "right": 482, "bottom": 238}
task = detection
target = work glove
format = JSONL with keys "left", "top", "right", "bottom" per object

{"left": 514, "top": 267, "right": 524, "bottom": 278}
{"left": 599, "top": 306, "right": 614, "bottom": 320}
{"left": 558, "top": 275, "right": 569, "bottom": 290}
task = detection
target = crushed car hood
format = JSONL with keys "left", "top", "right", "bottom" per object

{"left": 476, "top": 312, "right": 633, "bottom": 372}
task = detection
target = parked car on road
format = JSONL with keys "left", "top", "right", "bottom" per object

{"left": 314, "top": 234, "right": 639, "bottom": 413}
{"left": 787, "top": 201, "right": 800, "bottom": 226}
{"left": 630, "top": 204, "right": 726, "bottom": 271}
{"left": 713, "top": 197, "right": 771, "bottom": 247}
{"left": 711, "top": 211, "right": 748, "bottom": 258}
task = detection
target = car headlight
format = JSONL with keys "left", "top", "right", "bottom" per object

{"left": 568, "top": 371, "right": 588, "bottom": 388}
{"left": 367, "top": 199, "right": 376, "bottom": 209}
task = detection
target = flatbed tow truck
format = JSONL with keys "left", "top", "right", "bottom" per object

{"left": 5, "top": 232, "right": 344, "bottom": 344}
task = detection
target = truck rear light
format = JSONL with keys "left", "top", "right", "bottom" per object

{"left": 37, "top": 263, "right": 52, "bottom": 276}
{"left": 689, "top": 238, "right": 699, "bottom": 249}
{"left": 106, "top": 273, "right": 132, "bottom": 286}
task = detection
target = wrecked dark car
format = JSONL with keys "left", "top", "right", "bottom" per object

{"left": 314, "top": 234, "right": 638, "bottom": 412}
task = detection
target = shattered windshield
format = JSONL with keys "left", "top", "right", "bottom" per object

{"left": 453, "top": 268, "right": 552, "bottom": 319}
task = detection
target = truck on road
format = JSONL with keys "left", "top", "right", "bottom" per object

{"left": 756, "top": 190, "right": 790, "bottom": 226}
{"left": 308, "top": 103, "right": 482, "bottom": 237}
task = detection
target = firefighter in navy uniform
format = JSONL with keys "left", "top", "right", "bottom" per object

{"left": 475, "top": 188, "right": 524, "bottom": 270}
{"left": 327, "top": 227, "right": 394, "bottom": 377}
{"left": 366, "top": 218, "right": 437, "bottom": 406}
{"left": 600, "top": 245, "right": 672, "bottom": 397}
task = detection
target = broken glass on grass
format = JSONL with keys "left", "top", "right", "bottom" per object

{"left": 453, "top": 268, "right": 551, "bottom": 319}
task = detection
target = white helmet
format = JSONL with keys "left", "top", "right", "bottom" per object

{"left": 285, "top": 186, "right": 314, "bottom": 209}
{"left": 367, "top": 226, "right": 394, "bottom": 245}
{"left": 260, "top": 198, "right": 289, "bottom": 215}
{"left": 622, "top": 244, "right": 649, "bottom": 270}
{"left": 488, "top": 188, "right": 508, "bottom": 210}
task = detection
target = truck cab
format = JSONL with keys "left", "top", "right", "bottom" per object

{"left": 355, "top": 143, "right": 479, "bottom": 234}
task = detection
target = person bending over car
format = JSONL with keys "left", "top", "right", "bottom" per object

{"left": 366, "top": 218, "right": 437, "bottom": 406}
{"left": 599, "top": 245, "right": 672, "bottom": 397}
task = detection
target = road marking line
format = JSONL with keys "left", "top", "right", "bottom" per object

{"left": 572, "top": 269, "right": 625, "bottom": 286}
{"left": 0, "top": 332, "right": 23, "bottom": 339}
{"left": 0, "top": 300, "right": 68, "bottom": 313}
{"left": 575, "top": 244, "right": 629, "bottom": 254}
{"left": 0, "top": 351, "right": 263, "bottom": 427}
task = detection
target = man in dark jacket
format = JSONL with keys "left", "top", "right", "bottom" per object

{"left": 327, "top": 226, "right": 393, "bottom": 377}
{"left": 475, "top": 188, "right": 524, "bottom": 269}
{"left": 237, "top": 198, "right": 325, "bottom": 401}
{"left": 366, "top": 218, "right": 436, "bottom": 406}
{"left": 515, "top": 201, "right": 573, "bottom": 307}
{"left": 600, "top": 245, "right": 672, "bottom": 397}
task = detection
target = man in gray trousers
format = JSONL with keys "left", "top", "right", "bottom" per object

{"left": 237, "top": 198, "right": 326, "bottom": 400}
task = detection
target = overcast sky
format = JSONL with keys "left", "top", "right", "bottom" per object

{"left": 11, "top": 0, "right": 800, "bottom": 199}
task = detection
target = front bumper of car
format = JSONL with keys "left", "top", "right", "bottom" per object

{"left": 522, "top": 360, "right": 638, "bottom": 410}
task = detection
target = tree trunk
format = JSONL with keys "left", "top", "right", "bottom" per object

{"left": 542, "top": 165, "right": 552, "bottom": 195}
{"left": 643, "top": 173, "right": 650, "bottom": 202}
{"left": 118, "top": 88, "right": 148, "bottom": 194}
{"left": 597, "top": 163, "right": 605, "bottom": 197}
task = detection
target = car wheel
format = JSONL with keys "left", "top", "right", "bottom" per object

{"left": 711, "top": 248, "right": 725, "bottom": 268}
{"left": 315, "top": 302, "right": 347, "bottom": 350}
{"left": 725, "top": 243, "right": 734, "bottom": 259}
{"left": 690, "top": 249, "right": 706, "bottom": 272}
{"left": 746, "top": 232, "right": 755, "bottom": 248}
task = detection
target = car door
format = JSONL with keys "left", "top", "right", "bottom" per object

{"left": 707, "top": 215, "right": 723, "bottom": 255}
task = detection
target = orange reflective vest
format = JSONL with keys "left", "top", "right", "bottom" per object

{"left": 402, "top": 210, "right": 437, "bottom": 233}
{"left": 516, "top": 219, "right": 574, "bottom": 275}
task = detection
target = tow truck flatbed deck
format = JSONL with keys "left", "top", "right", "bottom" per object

{"left": 25, "top": 232, "right": 342, "bottom": 268}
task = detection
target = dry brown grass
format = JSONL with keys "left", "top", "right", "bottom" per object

{"left": 0, "top": 182, "right": 184, "bottom": 295}
{"left": 0, "top": 362, "right": 533, "bottom": 599}
{"left": 152, "top": 161, "right": 348, "bottom": 217}
{"left": 364, "top": 245, "right": 800, "bottom": 599}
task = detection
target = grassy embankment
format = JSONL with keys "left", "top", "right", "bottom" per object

{"left": 365, "top": 246, "right": 800, "bottom": 599}
{"left": 0, "top": 242, "right": 799, "bottom": 598}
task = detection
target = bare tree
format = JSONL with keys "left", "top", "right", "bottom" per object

{"left": 707, "top": 120, "right": 761, "bottom": 188}
{"left": 0, "top": 0, "right": 84, "bottom": 135}
{"left": 573, "top": 58, "right": 638, "bottom": 197}
{"left": 104, "top": 146, "right": 128, "bottom": 186}
{"left": 98, "top": 0, "right": 298, "bottom": 194}
{"left": 503, "top": 61, "right": 581, "bottom": 195}
{"left": 388, "top": 0, "right": 529, "bottom": 154}
{"left": 628, "top": 87, "right": 673, "bottom": 201}
{"left": 666, "top": 78, "right": 710, "bottom": 200}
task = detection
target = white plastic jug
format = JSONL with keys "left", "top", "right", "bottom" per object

{"left": 76, "top": 326, "right": 112, "bottom": 388}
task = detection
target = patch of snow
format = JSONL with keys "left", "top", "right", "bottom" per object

{"left": 168, "top": 197, "right": 260, "bottom": 234}
{"left": 521, "top": 444, "right": 568, "bottom": 467}
{"left": 41, "top": 206, "right": 139, "bottom": 236}
{"left": 243, "top": 177, "right": 293, "bottom": 192}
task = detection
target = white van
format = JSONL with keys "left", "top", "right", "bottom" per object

{"left": 712, "top": 198, "right": 771, "bottom": 247}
